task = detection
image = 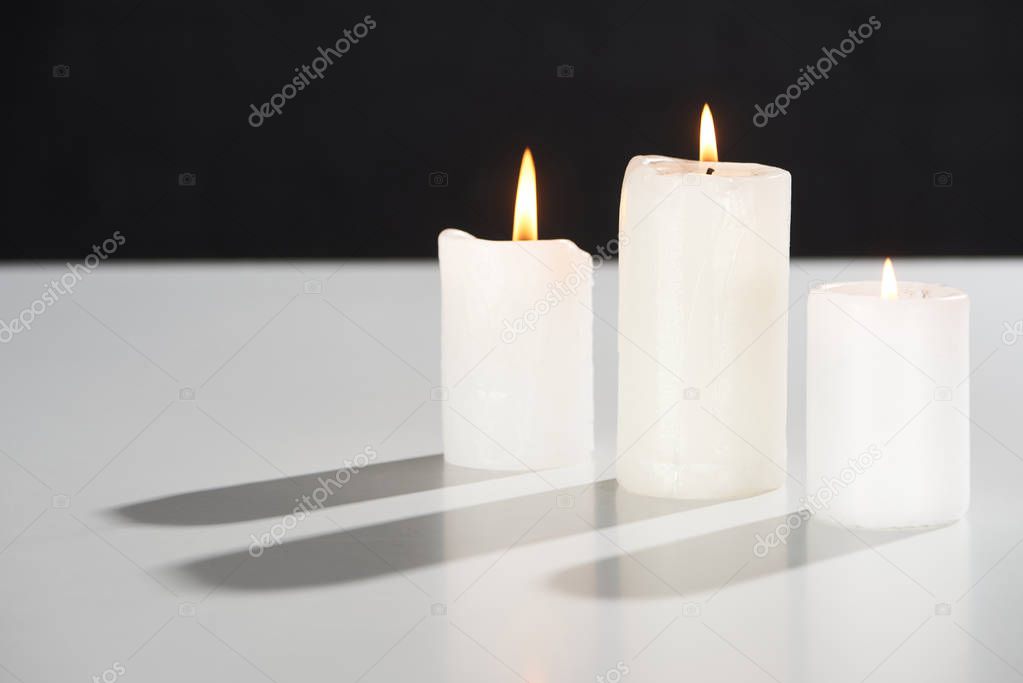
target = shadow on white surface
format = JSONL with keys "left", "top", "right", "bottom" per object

{"left": 113, "top": 454, "right": 515, "bottom": 525}
{"left": 171, "top": 480, "right": 717, "bottom": 591}
{"left": 549, "top": 516, "right": 933, "bottom": 600}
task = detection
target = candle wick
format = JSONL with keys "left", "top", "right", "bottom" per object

{"left": 706, "top": 168, "right": 715, "bottom": 175}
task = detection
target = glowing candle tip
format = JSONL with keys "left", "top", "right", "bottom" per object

{"left": 699, "top": 103, "right": 718, "bottom": 162}
{"left": 881, "top": 257, "right": 898, "bottom": 300}
{"left": 512, "top": 148, "right": 538, "bottom": 241}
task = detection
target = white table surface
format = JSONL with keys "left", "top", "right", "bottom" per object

{"left": 1, "top": 258, "right": 1021, "bottom": 683}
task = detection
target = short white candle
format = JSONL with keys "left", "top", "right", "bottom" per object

{"left": 807, "top": 259, "right": 970, "bottom": 528}
{"left": 438, "top": 150, "right": 593, "bottom": 471}
{"left": 617, "top": 105, "right": 792, "bottom": 499}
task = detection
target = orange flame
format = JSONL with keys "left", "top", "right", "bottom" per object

{"left": 881, "top": 257, "right": 898, "bottom": 300}
{"left": 700, "top": 103, "right": 718, "bottom": 162}
{"left": 512, "top": 148, "right": 538, "bottom": 241}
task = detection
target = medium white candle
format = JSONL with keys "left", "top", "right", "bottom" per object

{"left": 617, "top": 105, "right": 792, "bottom": 499}
{"left": 807, "top": 260, "right": 970, "bottom": 528}
{"left": 438, "top": 150, "right": 593, "bottom": 471}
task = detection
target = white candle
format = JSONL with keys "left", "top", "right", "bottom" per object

{"left": 617, "top": 105, "right": 792, "bottom": 499}
{"left": 438, "top": 150, "right": 594, "bottom": 471}
{"left": 807, "top": 259, "right": 970, "bottom": 528}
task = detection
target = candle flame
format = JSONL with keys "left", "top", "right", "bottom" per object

{"left": 512, "top": 148, "right": 538, "bottom": 241}
{"left": 881, "top": 257, "right": 898, "bottom": 300}
{"left": 699, "top": 103, "right": 718, "bottom": 162}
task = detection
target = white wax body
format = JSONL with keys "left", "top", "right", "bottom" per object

{"left": 617, "top": 156, "right": 792, "bottom": 499}
{"left": 807, "top": 281, "right": 970, "bottom": 528}
{"left": 438, "top": 229, "right": 594, "bottom": 471}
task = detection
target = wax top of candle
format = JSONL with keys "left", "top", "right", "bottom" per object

{"left": 637, "top": 155, "right": 787, "bottom": 179}
{"left": 438, "top": 228, "right": 589, "bottom": 253}
{"left": 813, "top": 281, "right": 967, "bottom": 301}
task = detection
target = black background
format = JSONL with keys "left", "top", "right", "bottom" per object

{"left": 10, "top": 0, "right": 1023, "bottom": 259}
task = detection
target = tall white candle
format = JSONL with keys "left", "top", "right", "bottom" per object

{"left": 438, "top": 150, "right": 593, "bottom": 471}
{"left": 617, "top": 105, "right": 792, "bottom": 500}
{"left": 806, "top": 261, "right": 970, "bottom": 528}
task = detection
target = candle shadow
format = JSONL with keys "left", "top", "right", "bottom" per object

{"left": 173, "top": 480, "right": 720, "bottom": 592}
{"left": 113, "top": 454, "right": 515, "bottom": 526}
{"left": 547, "top": 516, "right": 933, "bottom": 600}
